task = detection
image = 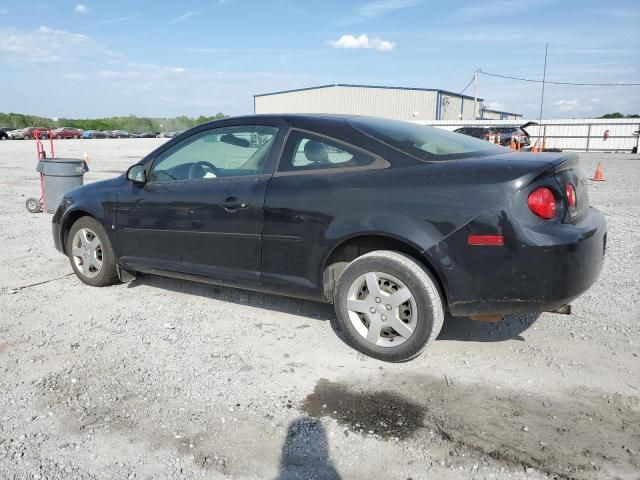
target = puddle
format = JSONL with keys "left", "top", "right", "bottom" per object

{"left": 302, "top": 379, "right": 424, "bottom": 439}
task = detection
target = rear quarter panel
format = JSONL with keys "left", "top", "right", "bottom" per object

{"left": 261, "top": 154, "right": 554, "bottom": 301}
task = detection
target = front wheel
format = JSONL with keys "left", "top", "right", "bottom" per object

{"left": 66, "top": 217, "right": 118, "bottom": 287}
{"left": 333, "top": 251, "right": 444, "bottom": 362}
{"left": 25, "top": 197, "right": 42, "bottom": 213}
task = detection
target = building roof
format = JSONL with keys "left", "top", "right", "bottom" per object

{"left": 481, "top": 108, "right": 523, "bottom": 117}
{"left": 254, "top": 83, "right": 484, "bottom": 102}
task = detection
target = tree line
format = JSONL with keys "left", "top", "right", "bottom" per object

{"left": 599, "top": 113, "right": 640, "bottom": 119}
{"left": 0, "top": 112, "right": 227, "bottom": 132}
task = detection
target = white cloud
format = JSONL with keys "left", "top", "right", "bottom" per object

{"left": 357, "top": 0, "right": 419, "bottom": 18}
{"left": 74, "top": 4, "right": 88, "bottom": 14}
{"left": 0, "top": 25, "right": 303, "bottom": 117}
{"left": 552, "top": 99, "right": 580, "bottom": 111}
{"left": 338, "top": 0, "right": 419, "bottom": 25}
{"left": 459, "top": 0, "right": 541, "bottom": 18}
{"left": 486, "top": 101, "right": 505, "bottom": 110}
{"left": 330, "top": 34, "right": 395, "bottom": 51}
{"left": 62, "top": 73, "right": 86, "bottom": 81}
{"left": 169, "top": 11, "right": 199, "bottom": 24}
{"left": 0, "top": 26, "right": 114, "bottom": 63}
{"left": 0, "top": 8, "right": 8, "bottom": 14}
{"left": 81, "top": 14, "right": 142, "bottom": 30}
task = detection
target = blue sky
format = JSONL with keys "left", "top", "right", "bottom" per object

{"left": 0, "top": 0, "right": 638, "bottom": 119}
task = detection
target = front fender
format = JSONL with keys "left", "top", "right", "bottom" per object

{"left": 53, "top": 177, "right": 123, "bottom": 255}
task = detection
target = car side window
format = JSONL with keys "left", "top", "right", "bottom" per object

{"left": 278, "top": 131, "right": 375, "bottom": 173}
{"left": 148, "top": 125, "right": 278, "bottom": 183}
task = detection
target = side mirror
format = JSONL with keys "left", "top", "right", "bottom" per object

{"left": 127, "top": 164, "right": 146, "bottom": 183}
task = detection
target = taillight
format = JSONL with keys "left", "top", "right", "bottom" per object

{"left": 565, "top": 183, "right": 576, "bottom": 208}
{"left": 528, "top": 187, "right": 557, "bottom": 219}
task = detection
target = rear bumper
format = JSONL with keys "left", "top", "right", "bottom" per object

{"left": 431, "top": 206, "right": 607, "bottom": 316}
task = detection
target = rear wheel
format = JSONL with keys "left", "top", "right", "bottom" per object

{"left": 66, "top": 217, "right": 118, "bottom": 287}
{"left": 333, "top": 251, "right": 444, "bottom": 362}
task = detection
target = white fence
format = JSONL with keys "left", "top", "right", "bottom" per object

{"left": 414, "top": 118, "right": 640, "bottom": 153}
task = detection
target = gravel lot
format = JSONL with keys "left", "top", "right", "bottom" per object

{"left": 1, "top": 139, "right": 639, "bottom": 480}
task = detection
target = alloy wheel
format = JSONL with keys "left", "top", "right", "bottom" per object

{"left": 346, "top": 271, "right": 417, "bottom": 347}
{"left": 71, "top": 228, "right": 103, "bottom": 278}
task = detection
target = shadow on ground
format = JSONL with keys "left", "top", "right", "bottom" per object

{"left": 438, "top": 313, "right": 540, "bottom": 342}
{"left": 126, "top": 273, "right": 335, "bottom": 322}
{"left": 127, "top": 273, "right": 540, "bottom": 344}
{"left": 275, "top": 417, "right": 341, "bottom": 480}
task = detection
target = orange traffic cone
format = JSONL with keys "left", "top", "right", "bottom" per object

{"left": 592, "top": 162, "right": 605, "bottom": 181}
{"left": 509, "top": 134, "right": 516, "bottom": 150}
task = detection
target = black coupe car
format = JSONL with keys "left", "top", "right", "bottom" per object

{"left": 52, "top": 114, "right": 606, "bottom": 362}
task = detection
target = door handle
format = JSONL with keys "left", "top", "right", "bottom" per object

{"left": 221, "top": 197, "right": 249, "bottom": 211}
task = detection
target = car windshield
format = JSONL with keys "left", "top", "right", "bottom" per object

{"left": 350, "top": 117, "right": 506, "bottom": 161}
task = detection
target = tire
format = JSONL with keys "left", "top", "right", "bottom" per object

{"left": 66, "top": 216, "right": 118, "bottom": 287}
{"left": 333, "top": 250, "right": 444, "bottom": 362}
{"left": 40, "top": 134, "right": 47, "bottom": 140}
{"left": 25, "top": 197, "right": 42, "bottom": 213}
{"left": 57, "top": 135, "right": 62, "bottom": 139}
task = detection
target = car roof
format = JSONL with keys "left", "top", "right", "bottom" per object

{"left": 202, "top": 113, "right": 357, "bottom": 129}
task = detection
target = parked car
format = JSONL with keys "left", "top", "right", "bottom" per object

{"left": 11, "top": 127, "right": 45, "bottom": 140}
{"left": 133, "top": 132, "right": 160, "bottom": 138}
{"left": 455, "top": 122, "right": 535, "bottom": 148}
{"left": 51, "top": 114, "right": 606, "bottom": 362}
{"left": 52, "top": 127, "right": 82, "bottom": 139}
{"left": 157, "top": 131, "right": 181, "bottom": 138}
{"left": 108, "top": 130, "right": 130, "bottom": 139}
{"left": 82, "top": 130, "right": 107, "bottom": 139}
{"left": 0, "top": 127, "right": 11, "bottom": 140}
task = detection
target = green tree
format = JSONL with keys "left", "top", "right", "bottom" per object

{"left": 2, "top": 112, "right": 227, "bottom": 133}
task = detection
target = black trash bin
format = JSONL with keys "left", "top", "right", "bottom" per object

{"left": 35, "top": 158, "right": 89, "bottom": 213}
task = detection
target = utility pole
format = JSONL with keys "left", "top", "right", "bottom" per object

{"left": 538, "top": 43, "right": 548, "bottom": 125}
{"left": 537, "top": 43, "right": 549, "bottom": 150}
{"left": 473, "top": 69, "right": 479, "bottom": 120}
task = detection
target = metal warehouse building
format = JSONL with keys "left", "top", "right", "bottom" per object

{"left": 254, "top": 84, "right": 521, "bottom": 122}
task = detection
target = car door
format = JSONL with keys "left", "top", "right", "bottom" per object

{"left": 261, "top": 130, "right": 387, "bottom": 299}
{"left": 117, "top": 123, "right": 284, "bottom": 286}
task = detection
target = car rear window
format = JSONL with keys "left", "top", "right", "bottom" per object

{"left": 350, "top": 117, "right": 506, "bottom": 161}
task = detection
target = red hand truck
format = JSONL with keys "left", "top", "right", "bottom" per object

{"left": 25, "top": 128, "right": 55, "bottom": 213}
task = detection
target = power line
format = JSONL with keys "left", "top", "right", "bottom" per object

{"left": 478, "top": 69, "right": 640, "bottom": 86}
{"left": 458, "top": 76, "right": 475, "bottom": 95}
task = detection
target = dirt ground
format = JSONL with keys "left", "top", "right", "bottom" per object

{"left": 0, "top": 139, "right": 639, "bottom": 480}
